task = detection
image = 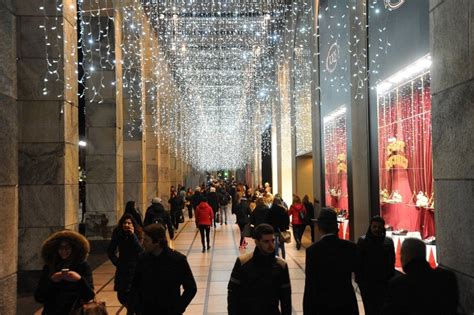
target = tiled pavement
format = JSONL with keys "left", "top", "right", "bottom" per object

{"left": 35, "top": 216, "right": 365, "bottom": 314}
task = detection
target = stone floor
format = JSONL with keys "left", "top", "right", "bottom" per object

{"left": 34, "top": 216, "right": 365, "bottom": 314}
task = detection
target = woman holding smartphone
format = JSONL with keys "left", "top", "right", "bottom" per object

{"left": 35, "top": 230, "right": 95, "bottom": 314}
{"left": 108, "top": 213, "right": 144, "bottom": 313}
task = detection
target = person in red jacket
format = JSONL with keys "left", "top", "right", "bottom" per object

{"left": 195, "top": 196, "right": 214, "bottom": 253}
{"left": 288, "top": 195, "right": 307, "bottom": 250}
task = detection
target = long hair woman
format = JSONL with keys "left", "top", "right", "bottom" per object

{"left": 107, "top": 213, "right": 144, "bottom": 313}
{"left": 35, "top": 230, "right": 95, "bottom": 314}
{"left": 125, "top": 200, "right": 143, "bottom": 227}
{"left": 288, "top": 195, "right": 307, "bottom": 250}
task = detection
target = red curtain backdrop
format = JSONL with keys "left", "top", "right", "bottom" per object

{"left": 324, "top": 109, "right": 349, "bottom": 214}
{"left": 378, "top": 73, "right": 435, "bottom": 238}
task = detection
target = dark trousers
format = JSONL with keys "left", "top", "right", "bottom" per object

{"left": 237, "top": 223, "right": 246, "bottom": 246}
{"left": 171, "top": 210, "right": 180, "bottom": 230}
{"left": 293, "top": 224, "right": 305, "bottom": 244}
{"left": 199, "top": 225, "right": 210, "bottom": 249}
{"left": 187, "top": 205, "right": 193, "bottom": 219}
{"left": 360, "top": 282, "right": 388, "bottom": 315}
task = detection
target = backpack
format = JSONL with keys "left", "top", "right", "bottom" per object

{"left": 219, "top": 192, "right": 231, "bottom": 206}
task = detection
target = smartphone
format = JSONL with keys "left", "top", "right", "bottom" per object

{"left": 61, "top": 268, "right": 69, "bottom": 274}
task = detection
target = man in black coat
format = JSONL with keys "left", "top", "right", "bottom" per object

{"left": 144, "top": 197, "right": 174, "bottom": 239}
{"left": 130, "top": 224, "right": 197, "bottom": 315}
{"left": 382, "top": 237, "right": 458, "bottom": 315}
{"left": 303, "top": 208, "right": 359, "bottom": 315}
{"left": 228, "top": 224, "right": 292, "bottom": 315}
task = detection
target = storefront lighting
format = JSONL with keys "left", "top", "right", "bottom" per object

{"left": 78, "top": 140, "right": 87, "bottom": 147}
{"left": 377, "top": 54, "right": 431, "bottom": 94}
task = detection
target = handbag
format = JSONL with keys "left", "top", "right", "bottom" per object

{"left": 279, "top": 230, "right": 292, "bottom": 243}
{"left": 298, "top": 210, "right": 307, "bottom": 222}
{"left": 70, "top": 299, "right": 108, "bottom": 315}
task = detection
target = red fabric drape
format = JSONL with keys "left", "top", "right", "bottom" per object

{"left": 378, "top": 73, "right": 435, "bottom": 238}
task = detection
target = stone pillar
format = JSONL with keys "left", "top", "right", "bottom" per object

{"left": 122, "top": 10, "right": 147, "bottom": 214}
{"left": 157, "top": 90, "right": 171, "bottom": 202}
{"left": 144, "top": 35, "right": 159, "bottom": 208}
{"left": 17, "top": 0, "right": 79, "bottom": 279}
{"left": 348, "top": 0, "right": 371, "bottom": 241}
{"left": 84, "top": 8, "right": 123, "bottom": 238}
{"left": 0, "top": 1, "right": 17, "bottom": 312}
{"left": 430, "top": 0, "right": 474, "bottom": 311}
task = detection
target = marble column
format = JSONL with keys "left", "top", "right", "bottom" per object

{"left": 84, "top": 8, "right": 123, "bottom": 238}
{"left": 0, "top": 1, "right": 17, "bottom": 313}
{"left": 430, "top": 0, "right": 474, "bottom": 311}
{"left": 159, "top": 135, "right": 171, "bottom": 204}
{"left": 17, "top": 0, "right": 79, "bottom": 281}
{"left": 144, "top": 36, "right": 159, "bottom": 208}
{"left": 122, "top": 10, "right": 147, "bottom": 214}
{"left": 348, "top": 0, "right": 371, "bottom": 241}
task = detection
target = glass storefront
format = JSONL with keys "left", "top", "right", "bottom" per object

{"left": 368, "top": 0, "right": 434, "bottom": 241}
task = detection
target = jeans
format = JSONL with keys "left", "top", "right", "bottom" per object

{"left": 219, "top": 205, "right": 228, "bottom": 224}
{"left": 293, "top": 224, "right": 305, "bottom": 245}
{"left": 274, "top": 232, "right": 286, "bottom": 259}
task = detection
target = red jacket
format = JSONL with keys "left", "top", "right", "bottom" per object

{"left": 289, "top": 203, "right": 307, "bottom": 225}
{"left": 195, "top": 202, "right": 214, "bottom": 226}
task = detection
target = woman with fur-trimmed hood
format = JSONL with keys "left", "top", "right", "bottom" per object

{"left": 35, "top": 230, "right": 95, "bottom": 314}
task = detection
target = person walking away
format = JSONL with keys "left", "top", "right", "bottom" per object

{"left": 195, "top": 196, "right": 214, "bottom": 252}
{"left": 191, "top": 187, "right": 202, "bottom": 226}
{"left": 249, "top": 197, "right": 269, "bottom": 237}
{"left": 125, "top": 200, "right": 143, "bottom": 227}
{"left": 267, "top": 196, "right": 290, "bottom": 258}
{"left": 217, "top": 187, "right": 231, "bottom": 225}
{"left": 232, "top": 192, "right": 251, "bottom": 249}
{"left": 355, "top": 216, "right": 395, "bottom": 315}
{"left": 302, "top": 195, "right": 315, "bottom": 242}
{"left": 169, "top": 192, "right": 184, "bottom": 231}
{"left": 185, "top": 187, "right": 194, "bottom": 219}
{"left": 144, "top": 197, "right": 174, "bottom": 240}
{"left": 129, "top": 224, "right": 197, "bottom": 315}
{"left": 35, "top": 230, "right": 95, "bottom": 314}
{"left": 288, "top": 195, "right": 307, "bottom": 250}
{"left": 227, "top": 224, "right": 292, "bottom": 315}
{"left": 107, "top": 213, "right": 144, "bottom": 313}
{"left": 303, "top": 208, "right": 358, "bottom": 315}
{"left": 207, "top": 186, "right": 220, "bottom": 228}
{"left": 382, "top": 238, "right": 458, "bottom": 315}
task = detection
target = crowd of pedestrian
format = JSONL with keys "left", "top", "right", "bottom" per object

{"left": 33, "top": 179, "right": 460, "bottom": 315}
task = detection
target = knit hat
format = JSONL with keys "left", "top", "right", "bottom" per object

{"left": 152, "top": 197, "right": 162, "bottom": 204}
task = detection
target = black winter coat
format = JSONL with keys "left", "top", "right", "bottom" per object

{"left": 144, "top": 203, "right": 174, "bottom": 239}
{"left": 382, "top": 259, "right": 458, "bottom": 315}
{"left": 191, "top": 192, "right": 202, "bottom": 209}
{"left": 303, "top": 234, "right": 359, "bottom": 315}
{"left": 169, "top": 195, "right": 185, "bottom": 215}
{"left": 303, "top": 201, "right": 315, "bottom": 221}
{"left": 267, "top": 204, "right": 290, "bottom": 232}
{"left": 35, "top": 261, "right": 94, "bottom": 315}
{"left": 107, "top": 228, "right": 144, "bottom": 292}
{"left": 233, "top": 198, "right": 251, "bottom": 225}
{"left": 130, "top": 247, "right": 197, "bottom": 315}
{"left": 250, "top": 205, "right": 269, "bottom": 227}
{"left": 207, "top": 191, "right": 220, "bottom": 212}
{"left": 228, "top": 248, "right": 292, "bottom": 315}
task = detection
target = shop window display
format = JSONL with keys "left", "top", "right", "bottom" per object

{"left": 377, "top": 55, "right": 434, "bottom": 240}
{"left": 323, "top": 106, "right": 349, "bottom": 240}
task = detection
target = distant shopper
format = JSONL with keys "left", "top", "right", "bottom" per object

{"left": 228, "top": 224, "right": 291, "bottom": 315}
{"left": 168, "top": 192, "right": 184, "bottom": 231}
{"left": 144, "top": 197, "right": 174, "bottom": 239}
{"left": 108, "top": 213, "right": 144, "bottom": 313}
{"left": 232, "top": 192, "right": 251, "bottom": 249}
{"left": 218, "top": 186, "right": 231, "bottom": 225}
{"left": 356, "top": 216, "right": 395, "bottom": 315}
{"left": 250, "top": 197, "right": 269, "bottom": 232}
{"left": 302, "top": 195, "right": 315, "bottom": 242}
{"left": 207, "top": 187, "right": 220, "bottom": 227}
{"left": 125, "top": 200, "right": 143, "bottom": 227}
{"left": 185, "top": 188, "right": 194, "bottom": 219}
{"left": 288, "top": 195, "right": 307, "bottom": 250}
{"left": 129, "top": 224, "right": 197, "bottom": 314}
{"left": 267, "top": 196, "right": 290, "bottom": 258}
{"left": 35, "top": 230, "right": 95, "bottom": 314}
{"left": 195, "top": 196, "right": 214, "bottom": 252}
{"left": 303, "top": 208, "right": 358, "bottom": 315}
{"left": 382, "top": 238, "right": 458, "bottom": 315}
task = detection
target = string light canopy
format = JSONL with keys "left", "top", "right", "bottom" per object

{"left": 40, "top": 0, "right": 315, "bottom": 171}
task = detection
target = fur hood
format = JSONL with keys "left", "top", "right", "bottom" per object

{"left": 41, "top": 230, "right": 90, "bottom": 266}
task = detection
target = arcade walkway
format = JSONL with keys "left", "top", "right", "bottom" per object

{"left": 33, "top": 216, "right": 364, "bottom": 314}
